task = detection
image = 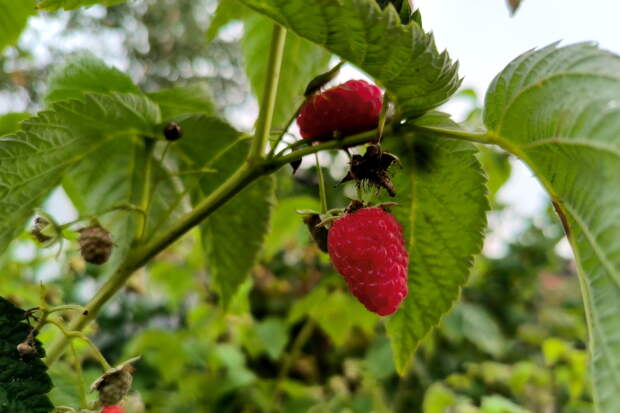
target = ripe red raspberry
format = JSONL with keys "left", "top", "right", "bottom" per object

{"left": 101, "top": 406, "right": 124, "bottom": 413}
{"left": 297, "top": 79, "right": 383, "bottom": 141}
{"left": 327, "top": 208, "right": 408, "bottom": 315}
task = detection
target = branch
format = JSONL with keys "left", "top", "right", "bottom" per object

{"left": 44, "top": 122, "right": 496, "bottom": 366}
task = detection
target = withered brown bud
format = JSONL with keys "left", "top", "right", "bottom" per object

{"left": 303, "top": 214, "right": 329, "bottom": 253}
{"left": 340, "top": 144, "right": 400, "bottom": 197}
{"left": 30, "top": 216, "right": 53, "bottom": 244}
{"left": 91, "top": 357, "right": 140, "bottom": 407}
{"left": 78, "top": 225, "right": 113, "bottom": 265}
{"left": 17, "top": 342, "right": 36, "bottom": 356}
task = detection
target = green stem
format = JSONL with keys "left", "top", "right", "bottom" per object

{"left": 45, "top": 164, "right": 260, "bottom": 365}
{"left": 248, "top": 24, "right": 287, "bottom": 164}
{"left": 46, "top": 318, "right": 112, "bottom": 370}
{"left": 136, "top": 138, "right": 155, "bottom": 241}
{"left": 272, "top": 319, "right": 316, "bottom": 410}
{"left": 69, "top": 341, "right": 88, "bottom": 409}
{"left": 315, "top": 153, "right": 328, "bottom": 214}
{"left": 43, "top": 122, "right": 500, "bottom": 367}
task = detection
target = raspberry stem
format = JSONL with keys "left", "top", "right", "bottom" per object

{"left": 314, "top": 153, "right": 328, "bottom": 214}
{"left": 248, "top": 23, "right": 287, "bottom": 164}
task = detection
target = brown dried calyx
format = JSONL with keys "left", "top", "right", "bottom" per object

{"left": 78, "top": 225, "right": 113, "bottom": 265}
{"left": 91, "top": 357, "right": 140, "bottom": 407}
{"left": 303, "top": 214, "right": 329, "bottom": 253}
{"left": 341, "top": 144, "right": 400, "bottom": 197}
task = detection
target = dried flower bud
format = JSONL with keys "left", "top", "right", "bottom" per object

{"left": 78, "top": 225, "right": 113, "bottom": 265}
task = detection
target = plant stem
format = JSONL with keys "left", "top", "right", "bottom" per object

{"left": 315, "top": 153, "right": 328, "bottom": 214}
{"left": 136, "top": 138, "right": 155, "bottom": 241}
{"left": 69, "top": 341, "right": 88, "bottom": 409}
{"left": 248, "top": 23, "right": 287, "bottom": 164}
{"left": 46, "top": 318, "right": 112, "bottom": 370}
{"left": 272, "top": 319, "right": 316, "bottom": 410}
{"left": 44, "top": 121, "right": 498, "bottom": 366}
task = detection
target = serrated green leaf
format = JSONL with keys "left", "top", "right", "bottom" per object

{"left": 241, "top": 14, "right": 331, "bottom": 132}
{"left": 0, "top": 93, "right": 161, "bottom": 256}
{"left": 379, "top": 113, "right": 488, "bottom": 373}
{"left": 0, "top": 297, "right": 53, "bottom": 413}
{"left": 200, "top": 142, "right": 275, "bottom": 305}
{"left": 0, "top": 0, "right": 35, "bottom": 52}
{"left": 45, "top": 52, "right": 139, "bottom": 104}
{"left": 483, "top": 42, "right": 620, "bottom": 412}
{"left": 36, "top": 0, "right": 127, "bottom": 12}
{"left": 236, "top": 0, "right": 460, "bottom": 117}
{"left": 0, "top": 113, "right": 30, "bottom": 137}
{"left": 147, "top": 84, "right": 216, "bottom": 121}
{"left": 173, "top": 116, "right": 275, "bottom": 306}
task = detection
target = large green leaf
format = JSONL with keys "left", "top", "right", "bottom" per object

{"left": 483, "top": 42, "right": 620, "bottom": 412}
{"left": 236, "top": 0, "right": 460, "bottom": 117}
{"left": 379, "top": 113, "right": 488, "bottom": 373}
{"left": 0, "top": 0, "right": 35, "bottom": 52}
{"left": 36, "top": 0, "right": 127, "bottom": 12}
{"left": 174, "top": 116, "right": 275, "bottom": 306}
{"left": 0, "top": 93, "right": 161, "bottom": 256}
{"left": 241, "top": 14, "right": 331, "bottom": 132}
{"left": 45, "top": 52, "right": 139, "bottom": 104}
{"left": 0, "top": 297, "right": 53, "bottom": 413}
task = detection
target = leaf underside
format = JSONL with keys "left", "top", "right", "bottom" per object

{"left": 484, "top": 42, "right": 620, "bottom": 411}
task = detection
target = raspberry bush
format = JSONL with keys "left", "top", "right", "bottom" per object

{"left": 0, "top": 0, "right": 619, "bottom": 412}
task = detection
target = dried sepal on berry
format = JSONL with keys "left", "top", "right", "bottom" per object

{"left": 91, "top": 356, "right": 140, "bottom": 407}
{"left": 78, "top": 224, "right": 114, "bottom": 265}
{"left": 30, "top": 215, "right": 62, "bottom": 247}
{"left": 341, "top": 144, "right": 400, "bottom": 197}
{"left": 303, "top": 214, "right": 329, "bottom": 253}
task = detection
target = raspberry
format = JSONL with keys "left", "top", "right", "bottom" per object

{"left": 297, "top": 79, "right": 383, "bottom": 141}
{"left": 101, "top": 406, "right": 124, "bottom": 413}
{"left": 327, "top": 208, "right": 408, "bottom": 315}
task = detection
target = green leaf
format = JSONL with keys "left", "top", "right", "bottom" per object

{"left": 458, "top": 302, "right": 507, "bottom": 357}
{"left": 0, "top": 0, "right": 35, "bottom": 52}
{"left": 379, "top": 112, "right": 488, "bottom": 374}
{"left": 0, "top": 297, "right": 53, "bottom": 413}
{"left": 241, "top": 14, "right": 331, "bottom": 131}
{"left": 236, "top": 0, "right": 460, "bottom": 117}
{"left": 45, "top": 52, "right": 140, "bottom": 104}
{"left": 422, "top": 383, "right": 457, "bottom": 413}
{"left": 36, "top": 0, "right": 127, "bottom": 12}
{"left": 255, "top": 317, "right": 288, "bottom": 360}
{"left": 147, "top": 84, "right": 216, "bottom": 121}
{"left": 483, "top": 42, "right": 620, "bottom": 412}
{"left": 0, "top": 113, "right": 30, "bottom": 137}
{"left": 174, "top": 116, "right": 275, "bottom": 306}
{"left": 0, "top": 93, "right": 161, "bottom": 256}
